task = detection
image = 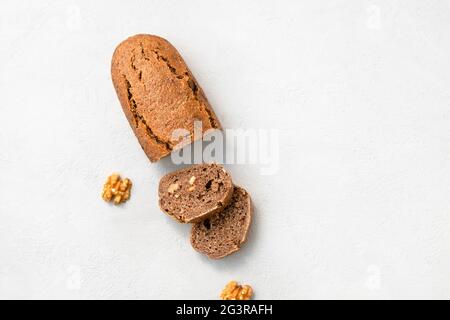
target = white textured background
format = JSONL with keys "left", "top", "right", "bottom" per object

{"left": 1, "top": 0, "right": 449, "bottom": 299}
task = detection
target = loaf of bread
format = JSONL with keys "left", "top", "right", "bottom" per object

{"left": 111, "top": 34, "right": 221, "bottom": 162}
{"left": 158, "top": 163, "right": 234, "bottom": 223}
{"left": 190, "top": 186, "right": 252, "bottom": 259}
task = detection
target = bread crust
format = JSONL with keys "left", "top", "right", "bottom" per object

{"left": 111, "top": 34, "right": 221, "bottom": 162}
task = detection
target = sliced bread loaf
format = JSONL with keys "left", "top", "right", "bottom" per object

{"left": 190, "top": 186, "right": 252, "bottom": 259}
{"left": 158, "top": 163, "right": 234, "bottom": 223}
{"left": 111, "top": 34, "right": 222, "bottom": 162}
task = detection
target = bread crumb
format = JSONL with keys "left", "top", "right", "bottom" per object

{"left": 220, "top": 281, "right": 253, "bottom": 300}
{"left": 102, "top": 174, "right": 132, "bottom": 205}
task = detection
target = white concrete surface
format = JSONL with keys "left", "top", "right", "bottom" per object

{"left": 0, "top": 0, "right": 449, "bottom": 299}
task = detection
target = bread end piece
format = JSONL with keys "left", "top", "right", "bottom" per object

{"left": 111, "top": 34, "right": 222, "bottom": 162}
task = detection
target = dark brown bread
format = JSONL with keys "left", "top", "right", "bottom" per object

{"left": 190, "top": 186, "right": 252, "bottom": 259}
{"left": 111, "top": 34, "right": 221, "bottom": 162}
{"left": 159, "top": 163, "right": 234, "bottom": 223}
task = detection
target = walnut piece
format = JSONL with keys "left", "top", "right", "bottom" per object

{"left": 220, "top": 281, "right": 253, "bottom": 300}
{"left": 102, "top": 173, "right": 132, "bottom": 205}
{"left": 168, "top": 183, "right": 180, "bottom": 194}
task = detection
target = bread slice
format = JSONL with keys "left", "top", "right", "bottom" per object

{"left": 190, "top": 186, "right": 252, "bottom": 259}
{"left": 111, "top": 34, "right": 222, "bottom": 162}
{"left": 158, "top": 163, "right": 234, "bottom": 223}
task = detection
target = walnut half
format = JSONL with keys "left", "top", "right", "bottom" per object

{"left": 102, "top": 173, "right": 132, "bottom": 205}
{"left": 220, "top": 281, "right": 253, "bottom": 300}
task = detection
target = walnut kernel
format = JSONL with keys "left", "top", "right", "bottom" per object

{"left": 168, "top": 183, "right": 180, "bottom": 194}
{"left": 220, "top": 281, "right": 253, "bottom": 300}
{"left": 102, "top": 174, "right": 132, "bottom": 205}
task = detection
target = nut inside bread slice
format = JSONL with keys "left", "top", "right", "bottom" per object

{"left": 158, "top": 163, "right": 234, "bottom": 223}
{"left": 190, "top": 186, "right": 252, "bottom": 259}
